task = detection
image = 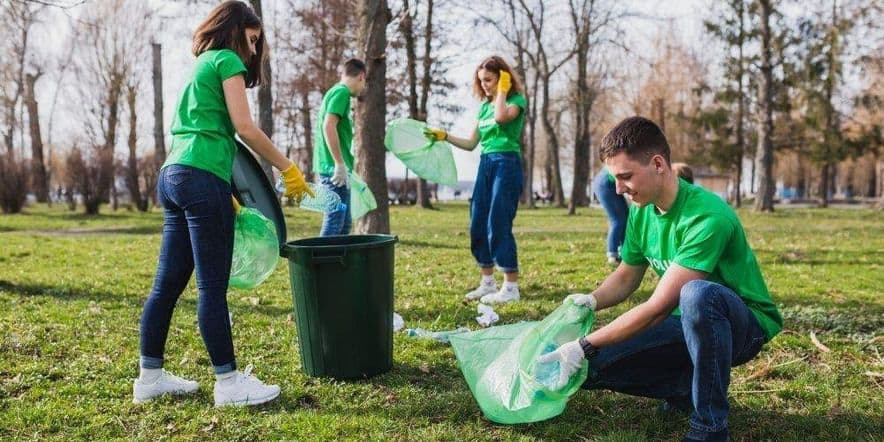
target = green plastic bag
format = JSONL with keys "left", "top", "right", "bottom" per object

{"left": 229, "top": 207, "right": 279, "bottom": 290}
{"left": 384, "top": 118, "right": 458, "bottom": 186}
{"left": 348, "top": 171, "right": 377, "bottom": 220}
{"left": 449, "top": 301, "right": 594, "bottom": 424}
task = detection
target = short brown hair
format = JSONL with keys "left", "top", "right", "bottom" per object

{"left": 192, "top": 0, "right": 268, "bottom": 88}
{"left": 599, "top": 116, "right": 671, "bottom": 164}
{"left": 472, "top": 55, "right": 524, "bottom": 100}
{"left": 672, "top": 162, "right": 694, "bottom": 183}
{"left": 342, "top": 58, "right": 366, "bottom": 77}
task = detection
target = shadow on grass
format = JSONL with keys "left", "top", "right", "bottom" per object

{"left": 503, "top": 393, "right": 881, "bottom": 440}
{"left": 0, "top": 280, "right": 141, "bottom": 304}
{"left": 40, "top": 226, "right": 163, "bottom": 235}
{"left": 398, "top": 239, "right": 463, "bottom": 250}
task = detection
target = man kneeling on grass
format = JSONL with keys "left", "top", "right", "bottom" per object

{"left": 538, "top": 117, "right": 782, "bottom": 442}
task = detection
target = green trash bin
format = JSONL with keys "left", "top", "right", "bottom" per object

{"left": 281, "top": 234, "right": 397, "bottom": 379}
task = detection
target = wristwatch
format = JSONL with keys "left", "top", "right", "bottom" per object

{"left": 578, "top": 337, "right": 598, "bottom": 359}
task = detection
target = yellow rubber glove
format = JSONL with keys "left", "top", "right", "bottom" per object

{"left": 497, "top": 70, "right": 512, "bottom": 95}
{"left": 422, "top": 127, "right": 447, "bottom": 141}
{"left": 281, "top": 164, "right": 315, "bottom": 203}
{"left": 231, "top": 195, "right": 242, "bottom": 214}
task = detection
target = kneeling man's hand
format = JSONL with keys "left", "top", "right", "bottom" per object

{"left": 536, "top": 340, "right": 585, "bottom": 390}
{"left": 564, "top": 293, "right": 597, "bottom": 310}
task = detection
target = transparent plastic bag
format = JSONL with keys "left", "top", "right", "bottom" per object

{"left": 384, "top": 118, "right": 458, "bottom": 186}
{"left": 276, "top": 180, "right": 345, "bottom": 214}
{"left": 448, "top": 300, "right": 595, "bottom": 424}
{"left": 229, "top": 207, "right": 279, "bottom": 290}
{"left": 348, "top": 172, "right": 377, "bottom": 220}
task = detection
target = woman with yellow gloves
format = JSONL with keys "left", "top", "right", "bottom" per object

{"left": 134, "top": 1, "right": 311, "bottom": 408}
{"left": 424, "top": 55, "right": 527, "bottom": 305}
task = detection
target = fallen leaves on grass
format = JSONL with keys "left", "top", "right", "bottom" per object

{"left": 810, "top": 331, "right": 831, "bottom": 353}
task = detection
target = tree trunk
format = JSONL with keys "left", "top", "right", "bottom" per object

{"left": 249, "top": 0, "right": 275, "bottom": 181}
{"left": 415, "top": 0, "right": 435, "bottom": 209}
{"left": 152, "top": 43, "right": 166, "bottom": 166}
{"left": 818, "top": 161, "right": 831, "bottom": 208}
{"left": 540, "top": 78, "right": 565, "bottom": 207}
{"left": 538, "top": 77, "right": 564, "bottom": 204}
{"left": 299, "top": 85, "right": 314, "bottom": 181}
{"left": 25, "top": 72, "right": 48, "bottom": 203}
{"left": 99, "top": 73, "right": 123, "bottom": 211}
{"left": 754, "top": 0, "right": 775, "bottom": 212}
{"left": 400, "top": 0, "right": 433, "bottom": 209}
{"left": 734, "top": 1, "right": 746, "bottom": 208}
{"left": 355, "top": 0, "right": 390, "bottom": 234}
{"left": 525, "top": 73, "right": 539, "bottom": 209}
{"left": 568, "top": 11, "right": 591, "bottom": 214}
{"left": 126, "top": 85, "right": 147, "bottom": 212}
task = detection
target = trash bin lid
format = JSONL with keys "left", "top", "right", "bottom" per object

{"left": 231, "top": 140, "right": 287, "bottom": 245}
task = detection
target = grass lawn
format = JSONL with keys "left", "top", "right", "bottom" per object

{"left": 1, "top": 203, "right": 882, "bottom": 440}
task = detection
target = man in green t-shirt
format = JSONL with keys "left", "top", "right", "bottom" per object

{"left": 538, "top": 117, "right": 782, "bottom": 442}
{"left": 312, "top": 58, "right": 366, "bottom": 236}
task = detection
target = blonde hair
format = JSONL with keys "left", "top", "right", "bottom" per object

{"left": 472, "top": 55, "right": 524, "bottom": 100}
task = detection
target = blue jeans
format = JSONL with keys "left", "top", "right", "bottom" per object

{"left": 583, "top": 280, "right": 767, "bottom": 435}
{"left": 319, "top": 175, "right": 352, "bottom": 236}
{"left": 140, "top": 165, "right": 237, "bottom": 374}
{"left": 470, "top": 153, "right": 523, "bottom": 272}
{"left": 592, "top": 172, "right": 628, "bottom": 258}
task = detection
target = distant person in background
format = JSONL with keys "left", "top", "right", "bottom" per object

{"left": 424, "top": 55, "right": 527, "bottom": 305}
{"left": 313, "top": 58, "right": 367, "bottom": 236}
{"left": 672, "top": 162, "right": 694, "bottom": 184}
{"left": 593, "top": 166, "right": 628, "bottom": 265}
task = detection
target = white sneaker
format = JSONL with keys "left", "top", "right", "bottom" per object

{"left": 480, "top": 285, "right": 520, "bottom": 304}
{"left": 465, "top": 283, "right": 498, "bottom": 301}
{"left": 132, "top": 370, "right": 199, "bottom": 403}
{"left": 214, "top": 365, "right": 280, "bottom": 407}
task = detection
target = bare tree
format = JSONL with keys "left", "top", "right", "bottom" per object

{"left": 566, "top": 0, "right": 622, "bottom": 214}
{"left": 125, "top": 83, "right": 147, "bottom": 212}
{"left": 24, "top": 70, "right": 48, "bottom": 202}
{"left": 754, "top": 0, "right": 776, "bottom": 211}
{"left": 151, "top": 42, "right": 166, "bottom": 167}
{"left": 355, "top": 0, "right": 391, "bottom": 233}
{"left": 248, "top": 0, "right": 274, "bottom": 180}
{"left": 72, "top": 0, "right": 148, "bottom": 214}
{"left": 398, "top": 0, "right": 450, "bottom": 208}
{"left": 704, "top": 0, "right": 752, "bottom": 207}
{"left": 1, "top": 1, "right": 39, "bottom": 156}
{"left": 515, "top": 0, "right": 575, "bottom": 207}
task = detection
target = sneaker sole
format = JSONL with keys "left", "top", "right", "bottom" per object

{"left": 214, "top": 388, "right": 281, "bottom": 407}
{"left": 465, "top": 290, "right": 497, "bottom": 301}
{"left": 132, "top": 387, "right": 199, "bottom": 404}
{"left": 479, "top": 297, "right": 519, "bottom": 305}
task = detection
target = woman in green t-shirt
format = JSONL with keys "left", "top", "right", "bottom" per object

{"left": 425, "top": 56, "right": 527, "bottom": 305}
{"left": 134, "top": 1, "right": 312, "bottom": 408}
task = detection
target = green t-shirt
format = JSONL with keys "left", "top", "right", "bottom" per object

{"left": 476, "top": 93, "right": 527, "bottom": 155}
{"left": 313, "top": 83, "right": 354, "bottom": 176}
{"left": 164, "top": 49, "right": 247, "bottom": 183}
{"left": 620, "top": 179, "right": 783, "bottom": 341}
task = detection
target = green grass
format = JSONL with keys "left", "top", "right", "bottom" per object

{"left": 1, "top": 203, "right": 882, "bottom": 440}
